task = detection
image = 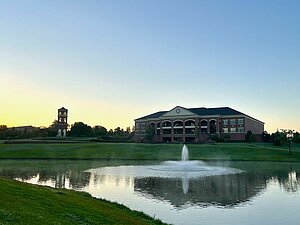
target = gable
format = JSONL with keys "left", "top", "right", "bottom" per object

{"left": 161, "top": 106, "right": 196, "bottom": 118}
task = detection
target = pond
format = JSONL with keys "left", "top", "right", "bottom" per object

{"left": 0, "top": 159, "right": 300, "bottom": 225}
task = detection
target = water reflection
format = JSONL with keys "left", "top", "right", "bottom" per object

{"left": 0, "top": 160, "right": 300, "bottom": 208}
{"left": 182, "top": 177, "right": 189, "bottom": 195}
{"left": 280, "top": 171, "right": 300, "bottom": 192}
{"left": 133, "top": 172, "right": 267, "bottom": 208}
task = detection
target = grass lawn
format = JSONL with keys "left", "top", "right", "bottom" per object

{"left": 0, "top": 178, "right": 167, "bottom": 225}
{"left": 0, "top": 142, "right": 299, "bottom": 162}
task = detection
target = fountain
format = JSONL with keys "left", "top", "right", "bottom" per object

{"left": 181, "top": 144, "right": 189, "bottom": 161}
{"left": 87, "top": 145, "right": 242, "bottom": 194}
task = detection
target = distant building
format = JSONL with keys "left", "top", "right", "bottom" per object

{"left": 7, "top": 126, "right": 36, "bottom": 132}
{"left": 56, "top": 107, "right": 68, "bottom": 137}
{"left": 134, "top": 106, "right": 264, "bottom": 143}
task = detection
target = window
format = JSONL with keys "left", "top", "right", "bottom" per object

{"left": 185, "top": 120, "right": 195, "bottom": 127}
{"left": 174, "top": 128, "right": 183, "bottom": 134}
{"left": 163, "top": 129, "right": 172, "bottom": 135}
{"left": 173, "top": 121, "right": 183, "bottom": 127}
{"left": 238, "top": 127, "right": 244, "bottom": 133}
{"left": 230, "top": 119, "right": 236, "bottom": 126}
{"left": 185, "top": 129, "right": 195, "bottom": 134}
{"left": 223, "top": 119, "right": 228, "bottom": 126}
{"left": 149, "top": 122, "right": 155, "bottom": 128}
{"left": 230, "top": 127, "right": 236, "bottom": 133}
{"left": 238, "top": 119, "right": 244, "bottom": 125}
{"left": 173, "top": 137, "right": 183, "bottom": 143}
{"left": 200, "top": 120, "right": 208, "bottom": 133}
{"left": 162, "top": 121, "right": 172, "bottom": 127}
{"left": 209, "top": 120, "right": 217, "bottom": 134}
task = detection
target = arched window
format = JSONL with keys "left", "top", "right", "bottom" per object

{"left": 149, "top": 122, "right": 155, "bottom": 128}
{"left": 162, "top": 121, "right": 172, "bottom": 135}
{"left": 173, "top": 120, "right": 183, "bottom": 127}
{"left": 185, "top": 119, "right": 195, "bottom": 127}
{"left": 162, "top": 121, "right": 172, "bottom": 127}
{"left": 209, "top": 120, "right": 217, "bottom": 134}
{"left": 185, "top": 119, "right": 195, "bottom": 135}
{"left": 200, "top": 120, "right": 208, "bottom": 134}
{"left": 156, "top": 122, "right": 161, "bottom": 135}
{"left": 173, "top": 120, "right": 183, "bottom": 135}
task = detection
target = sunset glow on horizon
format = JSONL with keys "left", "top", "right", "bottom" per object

{"left": 1, "top": 1, "right": 300, "bottom": 133}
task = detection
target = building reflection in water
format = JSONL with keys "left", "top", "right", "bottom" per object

{"left": 280, "top": 171, "right": 300, "bottom": 192}
{"left": 133, "top": 172, "right": 268, "bottom": 208}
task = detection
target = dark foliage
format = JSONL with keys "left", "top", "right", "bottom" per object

{"left": 262, "top": 131, "right": 271, "bottom": 142}
{"left": 69, "top": 122, "right": 93, "bottom": 137}
{"left": 145, "top": 125, "right": 155, "bottom": 143}
{"left": 245, "top": 130, "right": 255, "bottom": 142}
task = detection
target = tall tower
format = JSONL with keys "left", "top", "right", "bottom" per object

{"left": 57, "top": 107, "right": 68, "bottom": 137}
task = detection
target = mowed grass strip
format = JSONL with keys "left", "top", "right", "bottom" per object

{"left": 0, "top": 178, "right": 168, "bottom": 225}
{"left": 0, "top": 142, "right": 300, "bottom": 162}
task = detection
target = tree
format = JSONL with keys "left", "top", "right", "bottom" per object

{"left": 293, "top": 132, "right": 300, "bottom": 143}
{"left": 272, "top": 130, "right": 287, "bottom": 146}
{"left": 47, "top": 120, "right": 59, "bottom": 137}
{"left": 93, "top": 125, "right": 108, "bottom": 137}
{"left": 245, "top": 130, "right": 255, "bottom": 142}
{"left": 262, "top": 131, "right": 271, "bottom": 142}
{"left": 70, "top": 122, "right": 93, "bottom": 137}
{"left": 125, "top": 127, "right": 131, "bottom": 135}
{"left": 0, "top": 125, "right": 7, "bottom": 139}
{"left": 284, "top": 129, "right": 294, "bottom": 155}
{"left": 113, "top": 127, "right": 123, "bottom": 136}
{"left": 145, "top": 125, "right": 155, "bottom": 143}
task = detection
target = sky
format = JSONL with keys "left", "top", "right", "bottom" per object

{"left": 0, "top": 0, "right": 300, "bottom": 132}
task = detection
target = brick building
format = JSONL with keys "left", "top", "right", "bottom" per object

{"left": 134, "top": 106, "right": 264, "bottom": 143}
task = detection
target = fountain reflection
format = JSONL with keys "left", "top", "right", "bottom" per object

{"left": 182, "top": 177, "right": 189, "bottom": 195}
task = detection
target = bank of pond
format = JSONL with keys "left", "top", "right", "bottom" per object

{"left": 0, "top": 177, "right": 167, "bottom": 225}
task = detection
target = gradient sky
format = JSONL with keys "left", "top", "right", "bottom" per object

{"left": 1, "top": 0, "right": 300, "bottom": 132}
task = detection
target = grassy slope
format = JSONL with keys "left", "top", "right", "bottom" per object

{"left": 0, "top": 142, "right": 300, "bottom": 162}
{"left": 0, "top": 178, "right": 167, "bottom": 225}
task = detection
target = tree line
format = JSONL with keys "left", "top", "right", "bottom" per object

{"left": 1, "top": 122, "right": 300, "bottom": 145}
{"left": 0, "top": 122, "right": 134, "bottom": 142}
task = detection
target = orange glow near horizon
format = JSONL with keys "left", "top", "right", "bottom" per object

{"left": 1, "top": 74, "right": 299, "bottom": 133}
{"left": 0, "top": 75, "right": 135, "bottom": 130}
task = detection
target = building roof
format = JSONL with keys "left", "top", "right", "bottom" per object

{"left": 135, "top": 111, "right": 167, "bottom": 120}
{"left": 58, "top": 107, "right": 68, "bottom": 111}
{"left": 188, "top": 107, "right": 243, "bottom": 116}
{"left": 135, "top": 106, "right": 263, "bottom": 123}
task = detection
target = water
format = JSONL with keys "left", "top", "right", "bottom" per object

{"left": 86, "top": 145, "right": 242, "bottom": 195}
{"left": 181, "top": 144, "right": 189, "bottom": 161}
{"left": 1, "top": 159, "right": 300, "bottom": 225}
